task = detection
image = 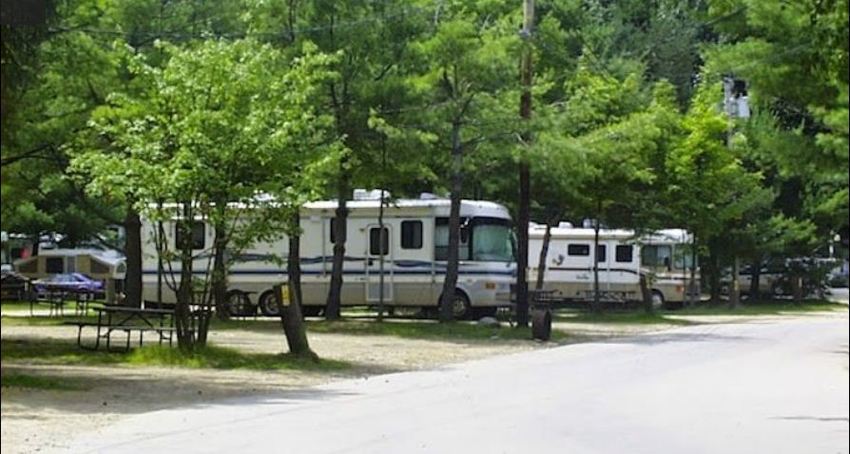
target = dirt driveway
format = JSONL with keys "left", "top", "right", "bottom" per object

{"left": 2, "top": 320, "right": 543, "bottom": 454}
{"left": 3, "top": 309, "right": 833, "bottom": 454}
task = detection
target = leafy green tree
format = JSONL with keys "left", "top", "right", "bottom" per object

{"left": 705, "top": 0, "right": 849, "bottom": 248}
{"left": 408, "top": 8, "right": 518, "bottom": 321}
{"left": 74, "top": 39, "right": 339, "bottom": 355}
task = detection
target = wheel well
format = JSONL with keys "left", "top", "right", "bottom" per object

{"left": 438, "top": 288, "right": 470, "bottom": 306}
{"left": 259, "top": 289, "right": 276, "bottom": 304}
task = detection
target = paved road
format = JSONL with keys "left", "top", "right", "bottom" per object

{"left": 66, "top": 313, "right": 849, "bottom": 454}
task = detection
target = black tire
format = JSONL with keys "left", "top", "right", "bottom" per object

{"left": 771, "top": 281, "right": 788, "bottom": 298}
{"left": 225, "top": 290, "right": 251, "bottom": 316}
{"left": 650, "top": 290, "right": 665, "bottom": 310}
{"left": 258, "top": 290, "right": 280, "bottom": 316}
{"left": 449, "top": 291, "right": 472, "bottom": 320}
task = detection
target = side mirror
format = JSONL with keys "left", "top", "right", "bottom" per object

{"left": 663, "top": 257, "right": 672, "bottom": 271}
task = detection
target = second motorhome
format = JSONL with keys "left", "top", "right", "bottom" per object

{"left": 141, "top": 192, "right": 516, "bottom": 318}
{"left": 528, "top": 223, "right": 696, "bottom": 307}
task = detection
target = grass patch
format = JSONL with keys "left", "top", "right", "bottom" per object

{"left": 1, "top": 314, "right": 100, "bottom": 327}
{"left": 1, "top": 372, "right": 90, "bottom": 391}
{"left": 1, "top": 338, "right": 349, "bottom": 372}
{"left": 125, "top": 345, "right": 348, "bottom": 371}
{"left": 556, "top": 310, "right": 695, "bottom": 326}
{"left": 304, "top": 318, "right": 567, "bottom": 342}
{"left": 671, "top": 299, "right": 847, "bottom": 316}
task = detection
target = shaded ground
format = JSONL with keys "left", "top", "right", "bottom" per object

{"left": 1, "top": 300, "right": 846, "bottom": 453}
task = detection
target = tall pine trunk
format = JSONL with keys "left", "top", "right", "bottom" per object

{"left": 279, "top": 210, "right": 315, "bottom": 359}
{"left": 592, "top": 218, "right": 602, "bottom": 314}
{"left": 439, "top": 120, "right": 463, "bottom": 322}
{"left": 325, "top": 170, "right": 348, "bottom": 320}
{"left": 535, "top": 222, "right": 552, "bottom": 290}
{"left": 708, "top": 242, "right": 722, "bottom": 306}
{"left": 123, "top": 207, "right": 143, "bottom": 308}
{"left": 750, "top": 257, "right": 761, "bottom": 299}
{"left": 640, "top": 272, "right": 654, "bottom": 314}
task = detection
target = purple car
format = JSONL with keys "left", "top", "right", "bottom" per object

{"left": 33, "top": 273, "right": 104, "bottom": 295}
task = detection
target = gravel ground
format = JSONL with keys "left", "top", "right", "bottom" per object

{"left": 3, "top": 308, "right": 842, "bottom": 454}
{"left": 1, "top": 322, "right": 539, "bottom": 454}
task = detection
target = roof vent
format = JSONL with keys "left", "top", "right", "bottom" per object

{"left": 353, "top": 189, "right": 389, "bottom": 201}
{"left": 558, "top": 221, "right": 573, "bottom": 229}
{"left": 419, "top": 192, "right": 438, "bottom": 200}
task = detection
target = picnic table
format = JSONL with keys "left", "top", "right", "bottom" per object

{"left": 68, "top": 305, "right": 175, "bottom": 352}
{"left": 30, "top": 288, "right": 101, "bottom": 317}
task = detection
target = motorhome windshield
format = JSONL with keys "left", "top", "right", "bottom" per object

{"left": 642, "top": 244, "right": 695, "bottom": 270}
{"left": 471, "top": 218, "right": 514, "bottom": 262}
{"left": 435, "top": 217, "right": 515, "bottom": 262}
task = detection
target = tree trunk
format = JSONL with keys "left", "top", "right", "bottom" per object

{"left": 212, "top": 221, "right": 229, "bottom": 321}
{"left": 123, "top": 207, "right": 143, "bottom": 308}
{"left": 707, "top": 242, "right": 721, "bottom": 306}
{"left": 750, "top": 257, "right": 761, "bottom": 300}
{"left": 377, "top": 188, "right": 386, "bottom": 321}
{"left": 439, "top": 120, "right": 463, "bottom": 322}
{"left": 175, "top": 202, "right": 196, "bottom": 351}
{"left": 515, "top": 0, "right": 534, "bottom": 328}
{"left": 729, "top": 255, "right": 740, "bottom": 309}
{"left": 792, "top": 275, "right": 803, "bottom": 304}
{"left": 325, "top": 170, "right": 349, "bottom": 320}
{"left": 688, "top": 234, "right": 698, "bottom": 307}
{"left": 278, "top": 210, "right": 316, "bottom": 360}
{"left": 535, "top": 222, "right": 552, "bottom": 290}
{"left": 639, "top": 272, "right": 654, "bottom": 315}
{"left": 592, "top": 218, "right": 602, "bottom": 314}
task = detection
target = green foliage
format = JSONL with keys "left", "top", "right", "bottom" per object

{"left": 1, "top": 373, "right": 91, "bottom": 391}
{"left": 0, "top": 338, "right": 349, "bottom": 371}
{"left": 705, "top": 0, "right": 849, "bottom": 235}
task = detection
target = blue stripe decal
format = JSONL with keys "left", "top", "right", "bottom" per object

{"left": 142, "top": 269, "right": 515, "bottom": 276}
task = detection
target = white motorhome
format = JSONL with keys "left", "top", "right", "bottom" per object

{"left": 528, "top": 223, "right": 696, "bottom": 307}
{"left": 141, "top": 192, "right": 516, "bottom": 318}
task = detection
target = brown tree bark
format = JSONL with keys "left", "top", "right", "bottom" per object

{"left": 535, "top": 222, "right": 553, "bottom": 291}
{"left": 749, "top": 257, "right": 761, "bottom": 299}
{"left": 325, "top": 171, "right": 348, "bottom": 320}
{"left": 639, "top": 272, "right": 654, "bottom": 315}
{"left": 175, "top": 202, "right": 196, "bottom": 351}
{"left": 212, "top": 220, "right": 229, "bottom": 321}
{"left": 278, "top": 210, "right": 316, "bottom": 360}
{"left": 123, "top": 208, "right": 143, "bottom": 308}
{"left": 591, "top": 216, "right": 602, "bottom": 314}
{"left": 440, "top": 120, "right": 463, "bottom": 322}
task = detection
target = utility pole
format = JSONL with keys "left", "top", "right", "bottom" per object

{"left": 516, "top": 0, "right": 534, "bottom": 328}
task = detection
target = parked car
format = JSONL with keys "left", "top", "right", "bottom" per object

{"left": 1, "top": 270, "right": 32, "bottom": 300}
{"left": 720, "top": 262, "right": 786, "bottom": 297}
{"left": 32, "top": 273, "right": 104, "bottom": 295}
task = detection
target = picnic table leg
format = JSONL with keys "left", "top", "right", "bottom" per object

{"left": 77, "top": 324, "right": 84, "bottom": 348}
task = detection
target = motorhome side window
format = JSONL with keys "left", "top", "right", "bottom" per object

{"left": 369, "top": 227, "right": 389, "bottom": 256}
{"left": 175, "top": 222, "right": 206, "bottom": 250}
{"left": 567, "top": 244, "right": 590, "bottom": 256}
{"left": 641, "top": 245, "right": 672, "bottom": 268}
{"left": 615, "top": 245, "right": 633, "bottom": 263}
{"left": 401, "top": 221, "right": 423, "bottom": 249}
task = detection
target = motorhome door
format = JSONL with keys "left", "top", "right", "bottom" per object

{"left": 365, "top": 224, "right": 394, "bottom": 303}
